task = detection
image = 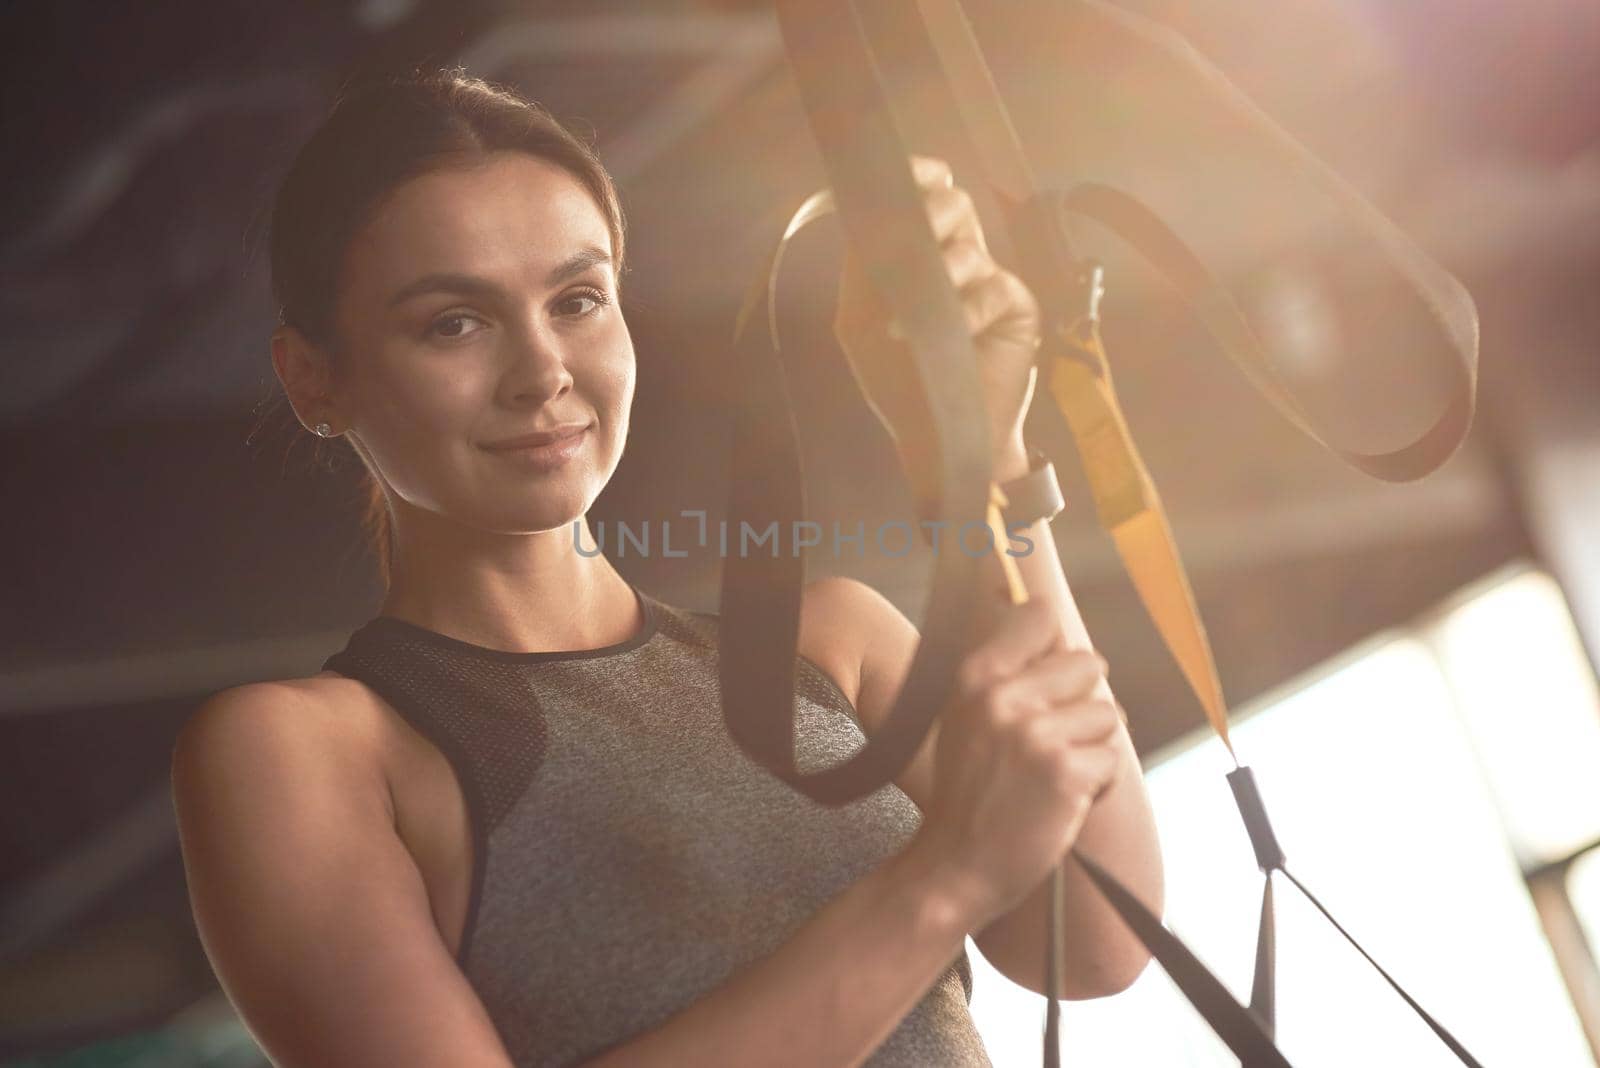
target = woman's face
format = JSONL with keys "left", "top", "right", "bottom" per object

{"left": 327, "top": 151, "right": 633, "bottom": 536}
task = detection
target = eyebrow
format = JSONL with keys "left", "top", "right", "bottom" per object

{"left": 386, "top": 245, "right": 613, "bottom": 308}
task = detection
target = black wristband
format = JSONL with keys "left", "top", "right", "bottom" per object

{"left": 911, "top": 447, "right": 1063, "bottom": 544}
{"left": 996, "top": 446, "right": 1065, "bottom": 529}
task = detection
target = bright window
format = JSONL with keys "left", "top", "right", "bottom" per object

{"left": 968, "top": 563, "right": 1600, "bottom": 1067}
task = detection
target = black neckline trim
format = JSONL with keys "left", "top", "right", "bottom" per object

{"left": 364, "top": 583, "right": 658, "bottom": 663}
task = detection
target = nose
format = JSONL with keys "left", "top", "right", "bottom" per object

{"left": 496, "top": 323, "right": 574, "bottom": 410}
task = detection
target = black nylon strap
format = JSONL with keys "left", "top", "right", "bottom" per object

{"left": 1072, "top": 849, "right": 1292, "bottom": 1068}
{"left": 1057, "top": 182, "right": 1475, "bottom": 482}
{"left": 996, "top": 455, "right": 1065, "bottom": 529}
{"left": 719, "top": 0, "right": 993, "bottom": 806}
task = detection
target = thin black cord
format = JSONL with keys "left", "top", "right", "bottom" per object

{"left": 1279, "top": 868, "right": 1485, "bottom": 1067}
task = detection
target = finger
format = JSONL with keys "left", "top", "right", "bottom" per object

{"left": 1014, "top": 648, "right": 1112, "bottom": 707}
{"left": 1062, "top": 741, "right": 1123, "bottom": 803}
{"left": 957, "top": 598, "right": 1067, "bottom": 695}
{"left": 1019, "top": 708, "right": 1122, "bottom": 773}
{"left": 1026, "top": 695, "right": 1124, "bottom": 745}
{"left": 924, "top": 186, "right": 986, "bottom": 250}
{"left": 943, "top": 238, "right": 996, "bottom": 292}
{"left": 960, "top": 270, "right": 1040, "bottom": 344}
{"left": 909, "top": 155, "right": 954, "bottom": 190}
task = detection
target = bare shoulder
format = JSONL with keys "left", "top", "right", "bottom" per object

{"left": 170, "top": 674, "right": 400, "bottom": 885}
{"left": 173, "top": 672, "right": 391, "bottom": 806}
{"left": 181, "top": 670, "right": 381, "bottom": 730}
{"left": 170, "top": 674, "right": 511, "bottom": 1066}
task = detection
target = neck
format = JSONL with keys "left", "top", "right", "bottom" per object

{"left": 377, "top": 511, "right": 640, "bottom": 654}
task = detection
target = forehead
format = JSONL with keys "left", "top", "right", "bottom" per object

{"left": 341, "top": 152, "right": 613, "bottom": 302}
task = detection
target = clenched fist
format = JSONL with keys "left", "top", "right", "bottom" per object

{"left": 910, "top": 597, "right": 1126, "bottom": 928}
{"left": 833, "top": 155, "right": 1042, "bottom": 486}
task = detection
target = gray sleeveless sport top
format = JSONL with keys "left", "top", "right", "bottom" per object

{"left": 321, "top": 583, "right": 991, "bottom": 1067}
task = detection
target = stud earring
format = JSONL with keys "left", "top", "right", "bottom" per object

{"left": 313, "top": 422, "right": 333, "bottom": 438}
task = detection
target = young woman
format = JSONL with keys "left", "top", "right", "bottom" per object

{"left": 171, "top": 68, "right": 1163, "bottom": 1068}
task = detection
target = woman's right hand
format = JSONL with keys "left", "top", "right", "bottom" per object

{"left": 910, "top": 597, "right": 1126, "bottom": 928}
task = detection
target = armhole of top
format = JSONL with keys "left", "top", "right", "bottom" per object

{"left": 319, "top": 659, "right": 491, "bottom": 975}
{"left": 794, "top": 652, "right": 864, "bottom": 729}
{"left": 956, "top": 944, "right": 975, "bottom": 1002}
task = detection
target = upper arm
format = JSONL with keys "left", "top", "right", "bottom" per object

{"left": 170, "top": 684, "right": 512, "bottom": 1068}
{"left": 798, "top": 577, "right": 938, "bottom": 811}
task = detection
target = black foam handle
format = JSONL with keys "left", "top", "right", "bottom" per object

{"left": 1228, "top": 765, "right": 1286, "bottom": 872}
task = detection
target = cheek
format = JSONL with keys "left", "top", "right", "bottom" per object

{"left": 354, "top": 352, "right": 488, "bottom": 490}
{"left": 584, "top": 322, "right": 637, "bottom": 420}
{"left": 382, "top": 363, "right": 480, "bottom": 437}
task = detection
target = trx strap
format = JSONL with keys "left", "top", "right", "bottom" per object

{"left": 718, "top": 2, "right": 1484, "bottom": 1064}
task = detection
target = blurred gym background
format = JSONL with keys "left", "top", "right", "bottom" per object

{"left": 2, "top": 0, "right": 1597, "bottom": 1064}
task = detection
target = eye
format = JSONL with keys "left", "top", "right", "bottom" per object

{"left": 426, "top": 312, "right": 486, "bottom": 341}
{"left": 554, "top": 287, "right": 611, "bottom": 320}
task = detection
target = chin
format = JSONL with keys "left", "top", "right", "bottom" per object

{"left": 469, "top": 453, "right": 612, "bottom": 535}
{"left": 508, "top": 486, "right": 598, "bottom": 536}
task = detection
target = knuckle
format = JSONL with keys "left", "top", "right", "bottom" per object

{"left": 955, "top": 656, "right": 988, "bottom": 696}
{"left": 960, "top": 693, "right": 994, "bottom": 724}
{"left": 1018, "top": 715, "right": 1057, "bottom": 759}
{"left": 911, "top": 155, "right": 951, "bottom": 185}
{"left": 1072, "top": 699, "right": 1119, "bottom": 738}
{"left": 972, "top": 272, "right": 1004, "bottom": 304}
{"left": 1071, "top": 648, "right": 1108, "bottom": 675}
{"left": 977, "top": 679, "right": 1013, "bottom": 722}
{"left": 1048, "top": 747, "right": 1082, "bottom": 792}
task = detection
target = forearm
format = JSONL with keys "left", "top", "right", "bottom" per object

{"left": 580, "top": 838, "right": 982, "bottom": 1068}
{"left": 970, "top": 444, "right": 1166, "bottom": 996}
{"left": 971, "top": 718, "right": 1162, "bottom": 997}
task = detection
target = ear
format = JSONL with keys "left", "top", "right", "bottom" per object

{"left": 271, "top": 324, "right": 340, "bottom": 434}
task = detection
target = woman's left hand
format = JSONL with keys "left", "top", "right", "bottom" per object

{"left": 833, "top": 155, "right": 1041, "bottom": 481}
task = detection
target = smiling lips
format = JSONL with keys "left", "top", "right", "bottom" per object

{"left": 480, "top": 421, "right": 592, "bottom": 472}
{"left": 481, "top": 422, "right": 591, "bottom": 451}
